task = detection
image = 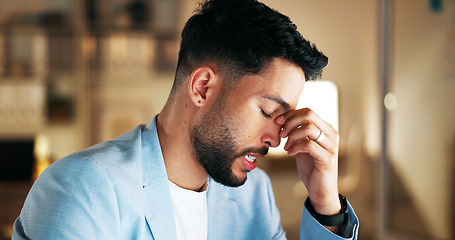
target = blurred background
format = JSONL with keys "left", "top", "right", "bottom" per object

{"left": 0, "top": 0, "right": 454, "bottom": 239}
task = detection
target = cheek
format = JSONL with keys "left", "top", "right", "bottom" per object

{"left": 235, "top": 118, "right": 266, "bottom": 144}
{"left": 226, "top": 100, "right": 265, "bottom": 143}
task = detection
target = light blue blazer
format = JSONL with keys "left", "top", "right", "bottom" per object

{"left": 13, "top": 117, "right": 358, "bottom": 239}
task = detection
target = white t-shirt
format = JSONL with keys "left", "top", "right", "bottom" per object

{"left": 168, "top": 180, "right": 208, "bottom": 240}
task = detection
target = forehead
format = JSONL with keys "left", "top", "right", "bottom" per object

{"left": 232, "top": 58, "right": 305, "bottom": 109}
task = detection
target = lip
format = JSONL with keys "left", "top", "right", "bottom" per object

{"left": 242, "top": 153, "right": 264, "bottom": 171}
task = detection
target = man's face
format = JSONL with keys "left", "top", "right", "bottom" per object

{"left": 191, "top": 58, "right": 305, "bottom": 187}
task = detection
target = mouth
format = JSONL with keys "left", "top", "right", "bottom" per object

{"left": 242, "top": 153, "right": 264, "bottom": 171}
{"left": 237, "top": 147, "right": 268, "bottom": 172}
{"left": 245, "top": 154, "right": 257, "bottom": 163}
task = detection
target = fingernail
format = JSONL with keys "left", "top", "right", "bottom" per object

{"left": 280, "top": 129, "right": 286, "bottom": 138}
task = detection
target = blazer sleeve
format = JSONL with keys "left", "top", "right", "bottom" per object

{"left": 299, "top": 198, "right": 359, "bottom": 239}
{"left": 12, "top": 156, "right": 121, "bottom": 240}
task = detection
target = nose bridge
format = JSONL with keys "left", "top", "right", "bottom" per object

{"left": 261, "top": 121, "right": 282, "bottom": 147}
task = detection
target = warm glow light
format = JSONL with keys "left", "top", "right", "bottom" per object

{"left": 33, "top": 134, "right": 51, "bottom": 180}
{"left": 109, "top": 34, "right": 129, "bottom": 59}
{"left": 269, "top": 80, "right": 339, "bottom": 156}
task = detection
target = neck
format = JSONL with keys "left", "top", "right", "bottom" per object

{"left": 156, "top": 98, "right": 209, "bottom": 192}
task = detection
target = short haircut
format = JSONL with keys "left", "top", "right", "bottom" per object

{"left": 172, "top": 0, "right": 328, "bottom": 92}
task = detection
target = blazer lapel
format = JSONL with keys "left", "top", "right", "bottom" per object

{"left": 141, "top": 118, "right": 176, "bottom": 240}
{"left": 207, "top": 179, "right": 239, "bottom": 240}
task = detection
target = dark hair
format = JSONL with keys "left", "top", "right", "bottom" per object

{"left": 172, "top": 0, "right": 328, "bottom": 91}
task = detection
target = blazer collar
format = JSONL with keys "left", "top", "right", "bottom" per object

{"left": 141, "top": 116, "right": 176, "bottom": 240}
{"left": 207, "top": 178, "right": 239, "bottom": 240}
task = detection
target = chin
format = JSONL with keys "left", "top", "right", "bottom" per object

{"left": 230, "top": 172, "right": 248, "bottom": 187}
{"left": 214, "top": 173, "right": 247, "bottom": 188}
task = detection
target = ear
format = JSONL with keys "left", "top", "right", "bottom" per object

{"left": 188, "top": 66, "right": 221, "bottom": 106}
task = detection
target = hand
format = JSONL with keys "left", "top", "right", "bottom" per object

{"left": 276, "top": 108, "right": 341, "bottom": 216}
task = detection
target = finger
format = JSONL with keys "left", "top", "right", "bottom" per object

{"left": 287, "top": 139, "right": 335, "bottom": 165}
{"left": 284, "top": 122, "right": 336, "bottom": 152}
{"left": 286, "top": 133, "right": 337, "bottom": 157}
{"left": 278, "top": 108, "right": 338, "bottom": 143}
{"left": 281, "top": 108, "right": 336, "bottom": 139}
{"left": 283, "top": 122, "right": 318, "bottom": 150}
{"left": 288, "top": 141, "right": 338, "bottom": 174}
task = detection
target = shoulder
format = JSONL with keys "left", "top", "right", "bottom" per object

{"left": 18, "top": 151, "right": 121, "bottom": 238}
{"left": 44, "top": 124, "right": 147, "bottom": 182}
{"left": 73, "top": 124, "right": 145, "bottom": 164}
{"left": 31, "top": 124, "right": 150, "bottom": 208}
{"left": 27, "top": 124, "right": 150, "bottom": 208}
{"left": 16, "top": 125, "right": 150, "bottom": 239}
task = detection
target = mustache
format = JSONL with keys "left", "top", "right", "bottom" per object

{"left": 235, "top": 147, "right": 269, "bottom": 158}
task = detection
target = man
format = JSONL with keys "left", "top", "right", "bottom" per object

{"left": 13, "top": 0, "right": 359, "bottom": 239}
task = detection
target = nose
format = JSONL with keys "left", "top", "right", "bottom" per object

{"left": 260, "top": 123, "right": 282, "bottom": 148}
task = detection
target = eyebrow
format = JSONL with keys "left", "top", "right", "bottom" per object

{"left": 261, "top": 95, "right": 291, "bottom": 112}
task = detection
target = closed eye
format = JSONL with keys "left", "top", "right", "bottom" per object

{"left": 261, "top": 109, "right": 272, "bottom": 119}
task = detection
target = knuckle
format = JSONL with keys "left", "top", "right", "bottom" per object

{"left": 301, "top": 108, "right": 313, "bottom": 117}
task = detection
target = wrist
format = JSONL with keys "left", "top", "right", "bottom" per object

{"left": 309, "top": 193, "right": 341, "bottom": 215}
{"left": 306, "top": 194, "right": 348, "bottom": 227}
